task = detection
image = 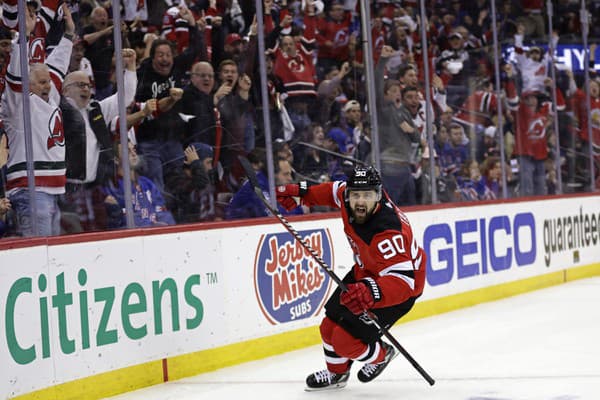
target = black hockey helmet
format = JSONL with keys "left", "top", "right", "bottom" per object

{"left": 345, "top": 165, "right": 382, "bottom": 199}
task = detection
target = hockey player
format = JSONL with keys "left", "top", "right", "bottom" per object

{"left": 276, "top": 166, "right": 427, "bottom": 390}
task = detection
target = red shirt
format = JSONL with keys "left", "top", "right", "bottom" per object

{"left": 572, "top": 88, "right": 600, "bottom": 145}
{"left": 273, "top": 15, "right": 318, "bottom": 98}
{"left": 454, "top": 90, "right": 498, "bottom": 128}
{"left": 301, "top": 182, "right": 426, "bottom": 307}
{"left": 316, "top": 12, "right": 352, "bottom": 61}
{"left": 506, "top": 80, "right": 565, "bottom": 160}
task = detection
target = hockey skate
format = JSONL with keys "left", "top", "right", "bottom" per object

{"left": 357, "top": 341, "right": 396, "bottom": 383}
{"left": 305, "top": 369, "right": 350, "bottom": 391}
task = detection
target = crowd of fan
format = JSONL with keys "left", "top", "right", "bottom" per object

{"left": 0, "top": 0, "right": 599, "bottom": 238}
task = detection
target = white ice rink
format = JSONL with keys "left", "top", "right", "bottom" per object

{"left": 106, "top": 277, "right": 600, "bottom": 400}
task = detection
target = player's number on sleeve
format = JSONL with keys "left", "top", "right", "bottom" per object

{"left": 377, "top": 234, "right": 405, "bottom": 259}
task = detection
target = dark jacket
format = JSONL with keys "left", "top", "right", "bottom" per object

{"left": 163, "top": 159, "right": 210, "bottom": 223}
{"left": 135, "top": 25, "right": 206, "bottom": 143}
{"left": 180, "top": 84, "right": 217, "bottom": 146}
{"left": 60, "top": 97, "right": 114, "bottom": 185}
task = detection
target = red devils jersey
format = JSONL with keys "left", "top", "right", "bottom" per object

{"left": 454, "top": 90, "right": 498, "bottom": 128}
{"left": 2, "top": 0, "right": 61, "bottom": 64}
{"left": 512, "top": 101, "right": 553, "bottom": 160}
{"left": 572, "top": 88, "right": 600, "bottom": 146}
{"left": 316, "top": 12, "right": 352, "bottom": 61}
{"left": 506, "top": 79, "right": 565, "bottom": 160}
{"left": 273, "top": 15, "right": 317, "bottom": 98}
{"left": 301, "top": 182, "right": 426, "bottom": 307}
{"left": 161, "top": 12, "right": 190, "bottom": 54}
{"left": 371, "top": 25, "right": 386, "bottom": 65}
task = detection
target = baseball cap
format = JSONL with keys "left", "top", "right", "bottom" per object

{"left": 302, "top": 0, "right": 324, "bottom": 14}
{"left": 326, "top": 128, "right": 349, "bottom": 153}
{"left": 226, "top": 33, "right": 243, "bottom": 46}
{"left": 190, "top": 142, "right": 214, "bottom": 160}
{"left": 527, "top": 46, "right": 542, "bottom": 53}
{"left": 484, "top": 126, "right": 496, "bottom": 138}
{"left": 343, "top": 100, "right": 360, "bottom": 113}
{"left": 449, "top": 31, "right": 462, "bottom": 40}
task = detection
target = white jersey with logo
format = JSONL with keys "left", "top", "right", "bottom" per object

{"left": 1, "top": 37, "right": 72, "bottom": 195}
{"left": 513, "top": 33, "right": 556, "bottom": 93}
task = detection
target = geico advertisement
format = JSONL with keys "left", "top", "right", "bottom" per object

{"left": 414, "top": 197, "right": 600, "bottom": 298}
{"left": 0, "top": 233, "right": 226, "bottom": 397}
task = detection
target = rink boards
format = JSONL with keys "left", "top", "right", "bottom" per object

{"left": 1, "top": 194, "right": 599, "bottom": 400}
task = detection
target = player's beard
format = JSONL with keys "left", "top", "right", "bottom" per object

{"left": 350, "top": 202, "right": 376, "bottom": 224}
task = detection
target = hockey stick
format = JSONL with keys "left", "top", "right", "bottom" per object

{"left": 238, "top": 156, "right": 435, "bottom": 386}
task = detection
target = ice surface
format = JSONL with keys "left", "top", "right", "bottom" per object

{"left": 106, "top": 277, "right": 600, "bottom": 400}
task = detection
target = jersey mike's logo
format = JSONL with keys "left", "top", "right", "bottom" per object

{"left": 254, "top": 229, "right": 334, "bottom": 324}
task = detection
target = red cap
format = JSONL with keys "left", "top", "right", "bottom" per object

{"left": 226, "top": 33, "right": 242, "bottom": 46}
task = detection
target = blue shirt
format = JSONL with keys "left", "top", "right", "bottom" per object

{"left": 225, "top": 171, "right": 303, "bottom": 220}
{"left": 103, "top": 175, "right": 175, "bottom": 228}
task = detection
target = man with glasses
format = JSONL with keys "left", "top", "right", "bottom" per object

{"left": 59, "top": 48, "right": 137, "bottom": 232}
{"left": 181, "top": 61, "right": 217, "bottom": 147}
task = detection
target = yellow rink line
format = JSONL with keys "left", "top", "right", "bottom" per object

{"left": 10, "top": 262, "right": 600, "bottom": 400}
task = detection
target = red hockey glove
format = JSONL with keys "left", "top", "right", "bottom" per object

{"left": 340, "top": 282, "right": 375, "bottom": 315}
{"left": 276, "top": 182, "right": 309, "bottom": 211}
{"left": 278, "top": 196, "right": 299, "bottom": 212}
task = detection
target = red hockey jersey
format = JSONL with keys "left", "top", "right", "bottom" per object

{"left": 273, "top": 15, "right": 318, "bottom": 98}
{"left": 454, "top": 89, "right": 498, "bottom": 128}
{"left": 316, "top": 11, "right": 352, "bottom": 62}
{"left": 572, "top": 88, "right": 600, "bottom": 147}
{"left": 506, "top": 80, "right": 565, "bottom": 160}
{"left": 301, "top": 182, "right": 426, "bottom": 307}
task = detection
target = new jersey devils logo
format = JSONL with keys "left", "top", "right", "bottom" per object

{"left": 287, "top": 57, "right": 305, "bottom": 73}
{"left": 47, "top": 109, "right": 65, "bottom": 149}
{"left": 29, "top": 38, "right": 46, "bottom": 64}
{"left": 527, "top": 117, "right": 546, "bottom": 139}
{"left": 534, "top": 65, "right": 546, "bottom": 76}
{"left": 334, "top": 30, "right": 349, "bottom": 47}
